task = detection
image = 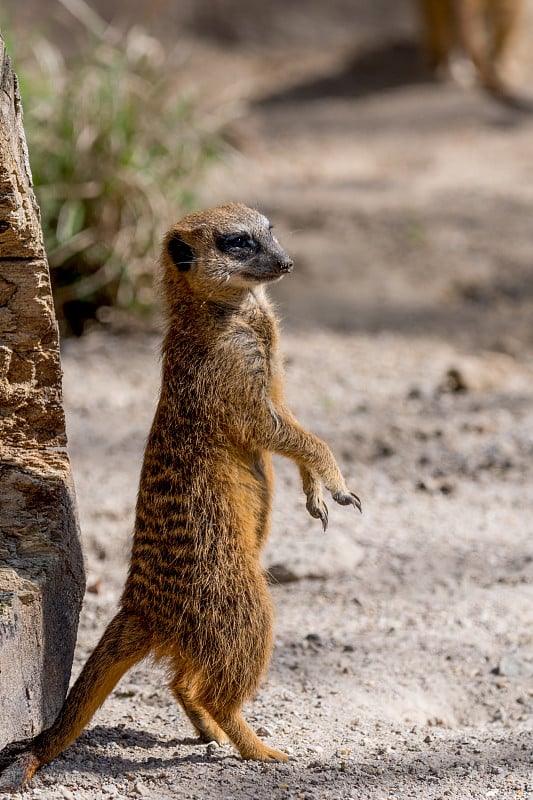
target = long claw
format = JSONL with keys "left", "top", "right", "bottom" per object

{"left": 350, "top": 492, "right": 362, "bottom": 513}
{"left": 306, "top": 498, "right": 329, "bottom": 531}
{"left": 333, "top": 491, "right": 362, "bottom": 513}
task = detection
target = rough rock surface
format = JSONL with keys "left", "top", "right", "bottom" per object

{"left": 0, "top": 36, "right": 85, "bottom": 749}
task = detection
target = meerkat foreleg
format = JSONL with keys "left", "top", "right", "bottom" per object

{"left": 235, "top": 401, "right": 360, "bottom": 523}
{"left": 250, "top": 403, "right": 361, "bottom": 518}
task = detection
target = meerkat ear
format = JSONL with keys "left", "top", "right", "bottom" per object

{"left": 167, "top": 232, "right": 194, "bottom": 272}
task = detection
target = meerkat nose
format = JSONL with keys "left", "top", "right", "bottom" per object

{"left": 278, "top": 257, "right": 293, "bottom": 273}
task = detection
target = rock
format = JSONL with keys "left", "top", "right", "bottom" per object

{"left": 373, "top": 440, "right": 395, "bottom": 459}
{"left": 438, "top": 353, "right": 532, "bottom": 395}
{"left": 440, "top": 367, "right": 468, "bottom": 393}
{"left": 266, "top": 563, "right": 299, "bottom": 584}
{"left": 493, "top": 654, "right": 533, "bottom": 678}
{"left": 0, "top": 36, "right": 85, "bottom": 749}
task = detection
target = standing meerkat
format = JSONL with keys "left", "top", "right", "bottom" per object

{"left": 0, "top": 202, "right": 361, "bottom": 791}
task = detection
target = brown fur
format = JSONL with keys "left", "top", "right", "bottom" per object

{"left": 0, "top": 202, "right": 361, "bottom": 792}
{"left": 417, "top": 0, "right": 524, "bottom": 100}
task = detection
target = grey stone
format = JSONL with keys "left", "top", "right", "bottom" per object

{"left": 496, "top": 653, "right": 533, "bottom": 678}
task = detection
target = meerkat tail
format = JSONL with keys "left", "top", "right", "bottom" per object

{"left": 0, "top": 611, "right": 151, "bottom": 792}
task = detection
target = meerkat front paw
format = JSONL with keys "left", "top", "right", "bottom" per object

{"left": 305, "top": 492, "right": 329, "bottom": 531}
{"left": 331, "top": 490, "right": 362, "bottom": 513}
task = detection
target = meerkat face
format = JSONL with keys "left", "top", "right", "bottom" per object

{"left": 164, "top": 203, "right": 293, "bottom": 295}
{"left": 213, "top": 214, "right": 293, "bottom": 289}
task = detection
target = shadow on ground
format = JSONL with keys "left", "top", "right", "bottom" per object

{"left": 52, "top": 725, "right": 532, "bottom": 794}
{"left": 257, "top": 40, "right": 433, "bottom": 105}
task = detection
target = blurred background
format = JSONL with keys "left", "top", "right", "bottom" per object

{"left": 2, "top": 0, "right": 533, "bottom": 353}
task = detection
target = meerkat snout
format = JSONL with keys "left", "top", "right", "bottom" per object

{"left": 277, "top": 256, "right": 293, "bottom": 274}
{"left": 214, "top": 218, "right": 293, "bottom": 286}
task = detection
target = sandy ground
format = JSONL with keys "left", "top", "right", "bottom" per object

{"left": 7, "top": 22, "right": 533, "bottom": 800}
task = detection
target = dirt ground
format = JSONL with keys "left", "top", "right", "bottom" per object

{"left": 10, "top": 16, "right": 533, "bottom": 800}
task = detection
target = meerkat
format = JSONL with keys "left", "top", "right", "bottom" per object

{"left": 417, "top": 0, "right": 525, "bottom": 101}
{"left": 0, "top": 202, "right": 361, "bottom": 792}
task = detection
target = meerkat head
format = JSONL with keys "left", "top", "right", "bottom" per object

{"left": 162, "top": 202, "right": 293, "bottom": 298}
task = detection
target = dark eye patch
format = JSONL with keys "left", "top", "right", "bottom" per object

{"left": 216, "top": 232, "right": 257, "bottom": 255}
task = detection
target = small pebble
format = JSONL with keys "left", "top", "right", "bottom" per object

{"left": 266, "top": 563, "right": 299, "bottom": 584}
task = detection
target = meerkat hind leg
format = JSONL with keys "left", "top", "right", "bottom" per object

{"left": 171, "top": 681, "right": 228, "bottom": 744}
{"left": 171, "top": 672, "right": 284, "bottom": 758}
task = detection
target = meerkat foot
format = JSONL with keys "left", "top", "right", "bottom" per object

{"left": 242, "top": 745, "right": 289, "bottom": 763}
{"left": 210, "top": 711, "right": 288, "bottom": 763}
{"left": 332, "top": 490, "right": 362, "bottom": 512}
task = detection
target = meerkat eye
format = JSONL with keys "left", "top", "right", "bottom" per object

{"left": 231, "top": 236, "right": 249, "bottom": 248}
{"left": 216, "top": 233, "right": 257, "bottom": 254}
